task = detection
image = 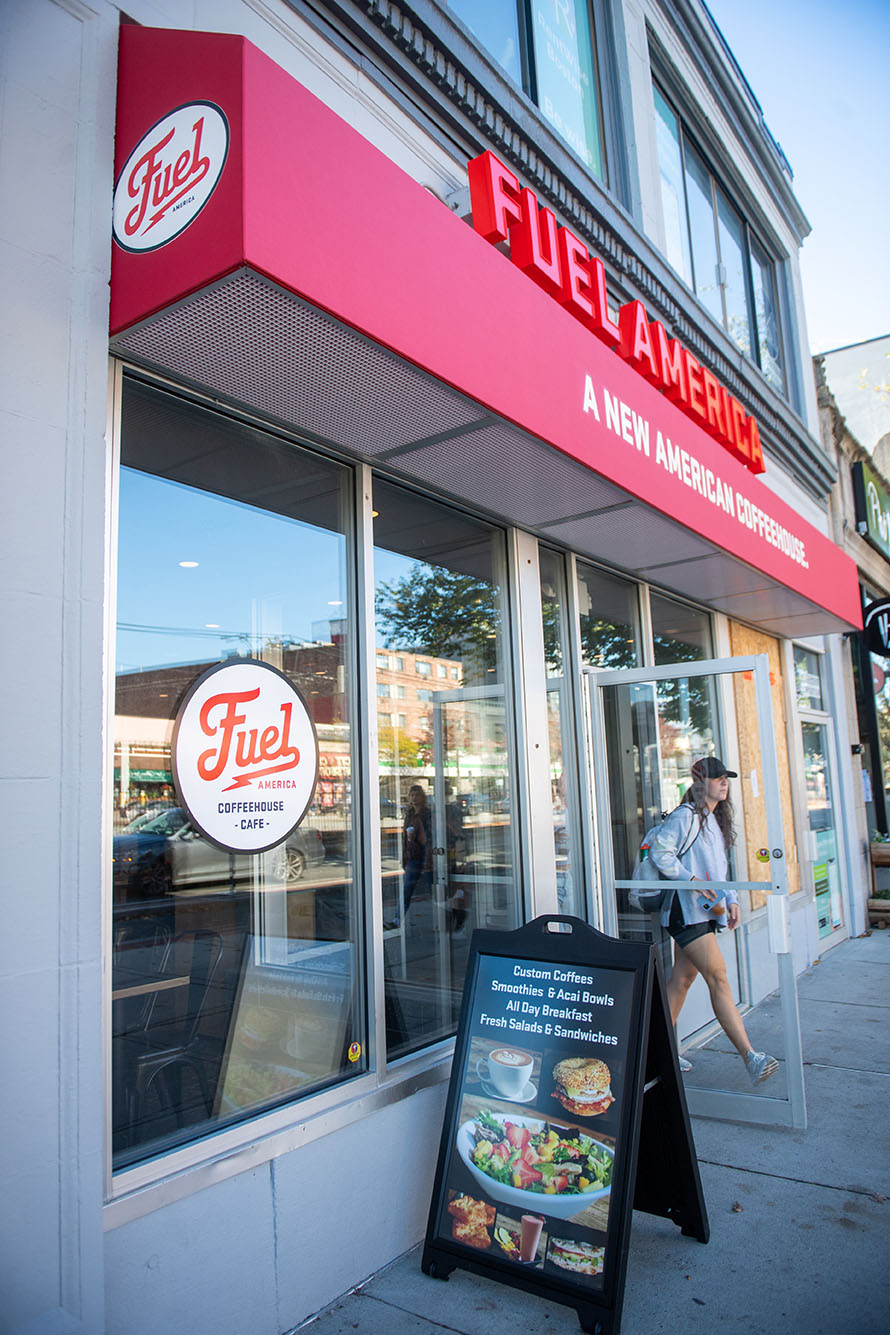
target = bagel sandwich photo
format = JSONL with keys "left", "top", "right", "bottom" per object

{"left": 551, "top": 1056, "right": 614, "bottom": 1117}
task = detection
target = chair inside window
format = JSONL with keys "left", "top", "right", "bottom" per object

{"left": 112, "top": 914, "right": 173, "bottom": 1037}
{"left": 114, "top": 929, "right": 226, "bottom": 1150}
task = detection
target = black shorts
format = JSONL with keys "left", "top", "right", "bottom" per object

{"left": 666, "top": 892, "right": 717, "bottom": 949}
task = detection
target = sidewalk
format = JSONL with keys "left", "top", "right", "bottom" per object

{"left": 302, "top": 931, "right": 890, "bottom": 1335}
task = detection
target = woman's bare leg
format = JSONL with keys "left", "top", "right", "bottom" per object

{"left": 666, "top": 942, "right": 699, "bottom": 1025}
{"left": 677, "top": 931, "right": 753, "bottom": 1057}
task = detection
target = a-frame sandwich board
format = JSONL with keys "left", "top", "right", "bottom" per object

{"left": 422, "top": 915, "right": 708, "bottom": 1334}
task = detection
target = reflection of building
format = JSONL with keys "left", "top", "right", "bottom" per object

{"left": 375, "top": 648, "right": 462, "bottom": 746}
{"left": 114, "top": 646, "right": 350, "bottom": 817}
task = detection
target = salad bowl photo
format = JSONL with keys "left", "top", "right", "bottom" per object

{"left": 455, "top": 1109, "right": 614, "bottom": 1220}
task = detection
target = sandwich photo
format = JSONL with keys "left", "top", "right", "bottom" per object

{"left": 551, "top": 1057, "right": 614, "bottom": 1117}
{"left": 549, "top": 1237, "right": 605, "bottom": 1276}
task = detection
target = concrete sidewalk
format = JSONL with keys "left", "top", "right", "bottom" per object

{"left": 302, "top": 931, "right": 890, "bottom": 1335}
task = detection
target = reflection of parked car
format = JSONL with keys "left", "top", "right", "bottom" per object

{"left": 112, "top": 807, "right": 325, "bottom": 897}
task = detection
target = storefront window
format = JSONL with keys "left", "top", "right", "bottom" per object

{"left": 651, "top": 595, "right": 715, "bottom": 805}
{"left": 801, "top": 721, "right": 844, "bottom": 939}
{"left": 373, "top": 481, "right": 519, "bottom": 1059}
{"left": 870, "top": 663, "right": 890, "bottom": 825}
{"left": 794, "top": 645, "right": 825, "bottom": 711}
{"left": 111, "top": 380, "right": 361, "bottom": 1168}
{"left": 651, "top": 593, "right": 712, "bottom": 664}
{"left": 447, "top": 0, "right": 605, "bottom": 180}
{"left": 577, "top": 562, "right": 640, "bottom": 667}
{"left": 540, "top": 548, "right": 584, "bottom": 917}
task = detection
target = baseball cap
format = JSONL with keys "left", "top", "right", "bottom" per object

{"left": 692, "top": 756, "right": 737, "bottom": 779}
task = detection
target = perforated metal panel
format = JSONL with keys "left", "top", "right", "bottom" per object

{"left": 386, "top": 421, "right": 630, "bottom": 529}
{"left": 110, "top": 267, "right": 851, "bottom": 635}
{"left": 113, "top": 270, "right": 488, "bottom": 454}
{"left": 541, "top": 505, "right": 716, "bottom": 572}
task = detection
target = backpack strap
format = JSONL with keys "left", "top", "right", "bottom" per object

{"left": 678, "top": 807, "right": 702, "bottom": 857}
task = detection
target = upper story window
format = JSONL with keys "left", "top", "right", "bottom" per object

{"left": 652, "top": 81, "right": 786, "bottom": 396}
{"left": 446, "top": 1, "right": 606, "bottom": 180}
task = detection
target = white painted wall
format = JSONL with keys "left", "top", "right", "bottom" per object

{"left": 105, "top": 1083, "right": 448, "bottom": 1335}
{"left": 1, "top": 1, "right": 118, "bottom": 1330}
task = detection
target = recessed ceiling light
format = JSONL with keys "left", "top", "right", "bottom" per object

{"left": 179, "top": 560, "right": 199, "bottom": 568}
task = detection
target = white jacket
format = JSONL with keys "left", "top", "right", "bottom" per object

{"left": 649, "top": 804, "right": 737, "bottom": 928}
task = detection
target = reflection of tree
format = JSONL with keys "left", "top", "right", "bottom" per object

{"left": 375, "top": 566, "right": 499, "bottom": 681}
{"left": 579, "top": 614, "right": 636, "bottom": 668}
{"left": 655, "top": 637, "right": 712, "bottom": 742}
{"left": 377, "top": 724, "right": 422, "bottom": 769}
{"left": 542, "top": 596, "right": 563, "bottom": 674}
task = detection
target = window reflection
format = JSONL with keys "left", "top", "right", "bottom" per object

{"left": 750, "top": 238, "right": 785, "bottom": 392}
{"left": 651, "top": 597, "right": 715, "bottom": 814}
{"left": 447, "top": 0, "right": 605, "bottom": 180}
{"left": 111, "top": 380, "right": 361, "bottom": 1168}
{"left": 540, "top": 548, "right": 583, "bottom": 917}
{"left": 577, "top": 562, "right": 640, "bottom": 668}
{"left": 373, "top": 481, "right": 518, "bottom": 1059}
{"left": 651, "top": 593, "right": 712, "bottom": 664}
{"left": 447, "top": 0, "right": 523, "bottom": 83}
{"left": 717, "top": 190, "right": 752, "bottom": 359}
{"left": 653, "top": 83, "right": 693, "bottom": 287}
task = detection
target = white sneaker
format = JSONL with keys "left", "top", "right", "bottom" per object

{"left": 678, "top": 1056, "right": 692, "bottom": 1073}
{"left": 745, "top": 1050, "right": 778, "bottom": 1085}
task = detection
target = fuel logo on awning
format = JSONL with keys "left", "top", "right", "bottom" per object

{"left": 113, "top": 101, "right": 229, "bottom": 253}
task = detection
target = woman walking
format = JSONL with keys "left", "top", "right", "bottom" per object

{"left": 385, "top": 784, "right": 432, "bottom": 930}
{"left": 649, "top": 756, "right": 778, "bottom": 1085}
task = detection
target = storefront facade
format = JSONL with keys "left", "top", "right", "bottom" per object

{"left": 1, "top": 4, "right": 867, "bottom": 1333}
{"left": 815, "top": 357, "right": 890, "bottom": 920}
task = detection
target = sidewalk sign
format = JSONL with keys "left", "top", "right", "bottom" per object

{"left": 422, "top": 915, "right": 708, "bottom": 1334}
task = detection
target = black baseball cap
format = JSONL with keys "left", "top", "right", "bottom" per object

{"left": 692, "top": 756, "right": 737, "bottom": 779}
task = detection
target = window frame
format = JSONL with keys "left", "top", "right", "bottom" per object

{"left": 652, "top": 77, "right": 788, "bottom": 395}
{"left": 446, "top": 0, "right": 610, "bottom": 186}
{"left": 103, "top": 366, "right": 531, "bottom": 1205}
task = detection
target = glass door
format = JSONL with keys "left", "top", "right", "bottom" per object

{"left": 801, "top": 721, "right": 847, "bottom": 944}
{"left": 584, "top": 654, "right": 806, "bottom": 1129}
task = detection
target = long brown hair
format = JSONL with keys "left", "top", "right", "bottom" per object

{"left": 681, "top": 777, "right": 735, "bottom": 849}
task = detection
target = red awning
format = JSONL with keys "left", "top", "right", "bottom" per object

{"left": 110, "top": 26, "right": 861, "bottom": 637}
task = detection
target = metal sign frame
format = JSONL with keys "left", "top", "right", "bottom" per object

{"left": 422, "top": 915, "right": 707, "bottom": 1335}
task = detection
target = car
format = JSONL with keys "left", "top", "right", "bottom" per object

{"left": 112, "top": 806, "right": 325, "bottom": 898}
